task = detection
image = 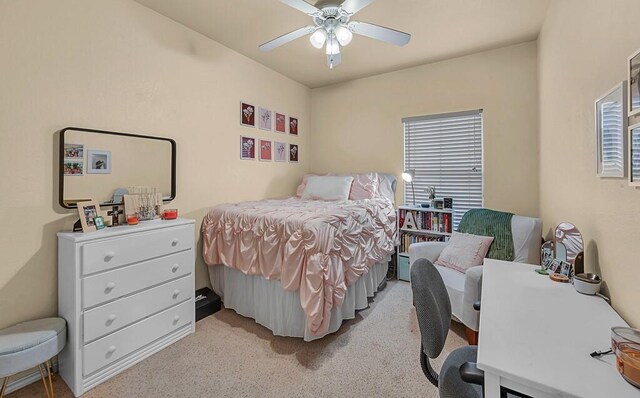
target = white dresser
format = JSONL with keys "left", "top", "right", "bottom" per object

{"left": 57, "top": 219, "right": 195, "bottom": 397}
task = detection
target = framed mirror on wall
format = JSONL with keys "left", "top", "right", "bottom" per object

{"left": 595, "top": 82, "right": 627, "bottom": 178}
{"left": 59, "top": 127, "right": 176, "bottom": 209}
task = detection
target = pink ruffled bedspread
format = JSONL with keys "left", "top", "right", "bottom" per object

{"left": 201, "top": 197, "right": 397, "bottom": 335}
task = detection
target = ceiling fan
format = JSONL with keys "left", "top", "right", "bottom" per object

{"left": 259, "top": 0, "right": 411, "bottom": 69}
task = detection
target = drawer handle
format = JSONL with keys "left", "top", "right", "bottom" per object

{"left": 105, "top": 282, "right": 116, "bottom": 293}
{"left": 172, "top": 290, "right": 180, "bottom": 299}
{"left": 173, "top": 315, "right": 180, "bottom": 324}
{"left": 171, "top": 239, "right": 179, "bottom": 247}
{"left": 104, "top": 251, "right": 115, "bottom": 262}
{"left": 106, "top": 314, "right": 117, "bottom": 325}
{"left": 171, "top": 264, "right": 180, "bottom": 273}
{"left": 106, "top": 345, "right": 116, "bottom": 357}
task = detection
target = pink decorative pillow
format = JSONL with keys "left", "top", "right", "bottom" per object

{"left": 434, "top": 232, "right": 494, "bottom": 273}
{"left": 349, "top": 173, "right": 379, "bottom": 200}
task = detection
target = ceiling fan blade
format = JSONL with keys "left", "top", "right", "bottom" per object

{"left": 327, "top": 52, "right": 342, "bottom": 68}
{"left": 280, "top": 0, "right": 322, "bottom": 16}
{"left": 349, "top": 21, "right": 411, "bottom": 46}
{"left": 259, "top": 26, "right": 316, "bottom": 52}
{"left": 340, "top": 0, "right": 376, "bottom": 14}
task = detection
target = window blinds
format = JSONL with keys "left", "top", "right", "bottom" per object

{"left": 403, "top": 110, "right": 483, "bottom": 228}
{"left": 599, "top": 98, "right": 625, "bottom": 176}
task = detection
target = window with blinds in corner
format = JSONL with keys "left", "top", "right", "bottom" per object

{"left": 403, "top": 110, "right": 483, "bottom": 229}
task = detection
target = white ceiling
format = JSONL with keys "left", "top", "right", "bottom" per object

{"left": 135, "top": 0, "right": 550, "bottom": 88}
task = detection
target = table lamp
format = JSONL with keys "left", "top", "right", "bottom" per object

{"left": 402, "top": 169, "right": 416, "bottom": 206}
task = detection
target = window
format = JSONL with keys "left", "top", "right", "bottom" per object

{"left": 403, "top": 110, "right": 483, "bottom": 228}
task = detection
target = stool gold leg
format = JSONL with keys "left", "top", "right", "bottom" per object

{"left": 38, "top": 362, "right": 54, "bottom": 398}
{"left": 1, "top": 376, "right": 9, "bottom": 398}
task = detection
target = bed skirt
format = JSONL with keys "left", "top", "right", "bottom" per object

{"left": 208, "top": 259, "right": 390, "bottom": 341}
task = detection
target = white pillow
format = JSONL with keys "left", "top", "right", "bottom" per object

{"left": 301, "top": 176, "right": 354, "bottom": 201}
{"left": 434, "top": 232, "right": 494, "bottom": 273}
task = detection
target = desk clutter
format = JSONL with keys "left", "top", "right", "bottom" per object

{"left": 74, "top": 186, "right": 179, "bottom": 232}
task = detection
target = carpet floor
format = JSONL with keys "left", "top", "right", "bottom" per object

{"left": 11, "top": 281, "right": 467, "bottom": 398}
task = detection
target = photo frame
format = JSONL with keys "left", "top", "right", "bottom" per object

{"left": 94, "top": 216, "right": 105, "bottom": 230}
{"left": 64, "top": 143, "right": 83, "bottom": 159}
{"left": 64, "top": 159, "right": 83, "bottom": 176}
{"left": 240, "top": 101, "right": 255, "bottom": 127}
{"left": 259, "top": 139, "right": 272, "bottom": 161}
{"left": 289, "top": 116, "right": 298, "bottom": 135}
{"left": 76, "top": 200, "right": 101, "bottom": 233}
{"left": 289, "top": 144, "right": 299, "bottom": 162}
{"left": 240, "top": 136, "right": 256, "bottom": 160}
{"left": 629, "top": 122, "right": 640, "bottom": 186}
{"left": 628, "top": 48, "right": 640, "bottom": 117}
{"left": 595, "top": 82, "right": 627, "bottom": 178}
{"left": 274, "top": 141, "right": 287, "bottom": 162}
{"left": 87, "top": 150, "right": 111, "bottom": 174}
{"left": 259, "top": 107, "right": 272, "bottom": 131}
{"left": 275, "top": 112, "right": 286, "bottom": 133}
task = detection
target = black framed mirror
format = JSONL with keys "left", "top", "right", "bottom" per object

{"left": 59, "top": 127, "right": 176, "bottom": 209}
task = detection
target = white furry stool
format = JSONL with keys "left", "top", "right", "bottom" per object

{"left": 0, "top": 317, "right": 66, "bottom": 398}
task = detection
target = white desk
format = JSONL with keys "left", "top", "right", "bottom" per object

{"left": 477, "top": 259, "right": 638, "bottom": 398}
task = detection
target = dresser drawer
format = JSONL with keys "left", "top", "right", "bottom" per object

{"left": 83, "top": 299, "right": 193, "bottom": 376}
{"left": 81, "top": 225, "right": 193, "bottom": 275}
{"left": 83, "top": 275, "right": 193, "bottom": 343}
{"left": 82, "top": 250, "right": 192, "bottom": 309}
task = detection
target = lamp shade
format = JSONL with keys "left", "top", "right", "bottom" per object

{"left": 402, "top": 169, "right": 415, "bottom": 183}
{"left": 325, "top": 35, "right": 340, "bottom": 55}
{"left": 309, "top": 29, "right": 327, "bottom": 49}
{"left": 335, "top": 25, "right": 353, "bottom": 46}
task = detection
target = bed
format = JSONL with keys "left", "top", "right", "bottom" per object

{"left": 201, "top": 173, "right": 397, "bottom": 340}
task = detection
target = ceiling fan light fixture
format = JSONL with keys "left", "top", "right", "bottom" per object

{"left": 325, "top": 35, "right": 340, "bottom": 55}
{"left": 309, "top": 29, "right": 327, "bottom": 49}
{"left": 334, "top": 25, "right": 353, "bottom": 46}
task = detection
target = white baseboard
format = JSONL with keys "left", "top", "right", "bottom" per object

{"left": 4, "top": 364, "right": 58, "bottom": 395}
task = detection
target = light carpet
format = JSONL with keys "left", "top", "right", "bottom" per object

{"left": 12, "top": 281, "right": 467, "bottom": 397}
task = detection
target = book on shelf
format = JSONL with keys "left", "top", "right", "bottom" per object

{"left": 399, "top": 232, "right": 443, "bottom": 254}
{"left": 398, "top": 208, "right": 453, "bottom": 234}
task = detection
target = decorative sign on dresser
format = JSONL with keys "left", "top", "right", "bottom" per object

{"left": 57, "top": 219, "right": 195, "bottom": 397}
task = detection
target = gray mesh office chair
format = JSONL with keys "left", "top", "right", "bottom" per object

{"left": 411, "top": 259, "right": 531, "bottom": 398}
{"left": 411, "top": 258, "right": 483, "bottom": 398}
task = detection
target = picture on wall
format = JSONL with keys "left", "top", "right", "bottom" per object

{"left": 241, "top": 102, "right": 255, "bottom": 127}
{"left": 275, "top": 112, "right": 286, "bottom": 133}
{"left": 289, "top": 144, "right": 299, "bottom": 162}
{"left": 629, "top": 49, "right": 640, "bottom": 117}
{"left": 595, "top": 82, "right": 626, "bottom": 178}
{"left": 241, "top": 136, "right": 256, "bottom": 160}
{"left": 274, "top": 141, "right": 287, "bottom": 162}
{"left": 259, "top": 107, "right": 272, "bottom": 131}
{"left": 87, "top": 150, "right": 111, "bottom": 174}
{"left": 64, "top": 143, "right": 83, "bottom": 158}
{"left": 64, "top": 159, "right": 83, "bottom": 176}
{"left": 289, "top": 116, "right": 298, "bottom": 135}
{"left": 259, "top": 139, "right": 272, "bottom": 161}
{"left": 629, "top": 123, "right": 640, "bottom": 186}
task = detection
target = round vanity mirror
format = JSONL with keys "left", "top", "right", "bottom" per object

{"left": 554, "top": 222, "right": 583, "bottom": 265}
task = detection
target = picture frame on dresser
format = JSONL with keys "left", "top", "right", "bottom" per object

{"left": 629, "top": 122, "right": 640, "bottom": 186}
{"left": 595, "top": 82, "right": 627, "bottom": 178}
{"left": 76, "top": 200, "right": 101, "bottom": 233}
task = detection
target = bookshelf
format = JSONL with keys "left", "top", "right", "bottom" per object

{"left": 396, "top": 205, "right": 453, "bottom": 281}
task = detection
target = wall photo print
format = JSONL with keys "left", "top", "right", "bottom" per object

{"left": 259, "top": 107, "right": 272, "bottom": 131}
{"left": 64, "top": 159, "right": 83, "bottom": 176}
{"left": 289, "top": 116, "right": 298, "bottom": 135}
{"left": 289, "top": 144, "right": 299, "bottom": 162}
{"left": 274, "top": 141, "right": 287, "bottom": 162}
{"left": 64, "top": 143, "right": 83, "bottom": 158}
{"left": 241, "top": 136, "right": 256, "bottom": 160}
{"left": 275, "top": 112, "right": 286, "bottom": 133}
{"left": 87, "top": 150, "right": 111, "bottom": 174}
{"left": 259, "top": 140, "right": 272, "bottom": 161}
{"left": 241, "top": 102, "right": 255, "bottom": 127}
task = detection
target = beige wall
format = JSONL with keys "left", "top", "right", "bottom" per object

{"left": 0, "top": 0, "right": 310, "bottom": 329}
{"left": 310, "top": 42, "right": 540, "bottom": 216}
{"left": 538, "top": 0, "right": 640, "bottom": 327}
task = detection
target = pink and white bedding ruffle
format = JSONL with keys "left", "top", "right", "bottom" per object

{"left": 201, "top": 197, "right": 397, "bottom": 336}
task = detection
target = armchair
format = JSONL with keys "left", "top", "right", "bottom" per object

{"left": 408, "top": 213, "right": 542, "bottom": 342}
